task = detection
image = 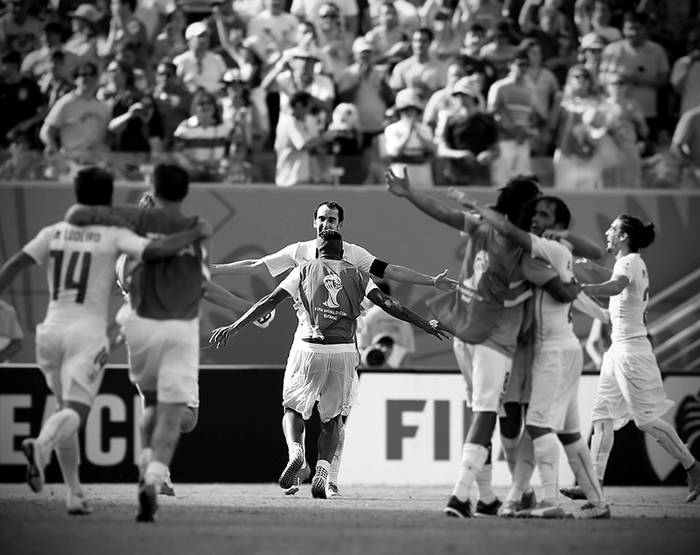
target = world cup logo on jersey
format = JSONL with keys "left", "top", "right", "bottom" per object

{"left": 323, "top": 274, "right": 343, "bottom": 308}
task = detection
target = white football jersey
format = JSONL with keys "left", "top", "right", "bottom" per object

{"left": 261, "top": 240, "right": 377, "bottom": 340}
{"left": 609, "top": 253, "right": 649, "bottom": 343}
{"left": 23, "top": 223, "right": 149, "bottom": 325}
{"left": 530, "top": 234, "right": 579, "bottom": 350}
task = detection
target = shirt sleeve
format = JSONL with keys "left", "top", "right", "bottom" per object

{"left": 261, "top": 243, "right": 300, "bottom": 277}
{"left": 345, "top": 243, "right": 376, "bottom": 272}
{"left": 530, "top": 234, "right": 572, "bottom": 281}
{"left": 520, "top": 253, "right": 558, "bottom": 286}
{"left": 279, "top": 266, "right": 301, "bottom": 296}
{"left": 114, "top": 228, "right": 150, "bottom": 261}
{"left": 611, "top": 255, "right": 635, "bottom": 281}
{"left": 22, "top": 226, "right": 54, "bottom": 265}
{"left": 365, "top": 277, "right": 379, "bottom": 296}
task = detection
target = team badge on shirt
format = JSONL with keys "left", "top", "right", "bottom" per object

{"left": 323, "top": 274, "right": 343, "bottom": 308}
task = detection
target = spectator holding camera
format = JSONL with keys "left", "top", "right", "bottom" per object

{"left": 108, "top": 93, "right": 164, "bottom": 154}
{"left": 670, "top": 28, "right": 700, "bottom": 116}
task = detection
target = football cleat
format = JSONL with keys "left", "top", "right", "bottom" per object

{"left": 559, "top": 485, "right": 587, "bottom": 500}
{"left": 498, "top": 499, "right": 521, "bottom": 518}
{"left": 326, "top": 482, "right": 341, "bottom": 498}
{"left": 475, "top": 498, "right": 502, "bottom": 516}
{"left": 21, "top": 438, "right": 45, "bottom": 493}
{"left": 283, "top": 465, "right": 311, "bottom": 496}
{"left": 311, "top": 467, "right": 329, "bottom": 499}
{"left": 66, "top": 491, "right": 93, "bottom": 516}
{"left": 279, "top": 448, "right": 305, "bottom": 490}
{"left": 576, "top": 502, "right": 611, "bottom": 519}
{"left": 517, "top": 500, "right": 569, "bottom": 519}
{"left": 136, "top": 483, "right": 158, "bottom": 522}
{"left": 521, "top": 488, "right": 537, "bottom": 509}
{"left": 444, "top": 495, "right": 472, "bottom": 518}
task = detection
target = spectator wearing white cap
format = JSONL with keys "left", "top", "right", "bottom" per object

{"left": 384, "top": 88, "right": 436, "bottom": 188}
{"left": 247, "top": 0, "right": 299, "bottom": 68}
{"left": 436, "top": 75, "right": 498, "bottom": 185}
{"left": 337, "top": 37, "right": 393, "bottom": 142}
{"left": 389, "top": 27, "right": 447, "bottom": 99}
{"left": 64, "top": 4, "right": 102, "bottom": 67}
{"left": 173, "top": 21, "right": 228, "bottom": 94}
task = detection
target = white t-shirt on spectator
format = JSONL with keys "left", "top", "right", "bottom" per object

{"left": 173, "top": 50, "right": 228, "bottom": 94}
{"left": 41, "top": 92, "right": 111, "bottom": 155}
{"left": 274, "top": 112, "right": 319, "bottom": 186}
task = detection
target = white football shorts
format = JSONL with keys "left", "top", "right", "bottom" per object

{"left": 453, "top": 338, "right": 512, "bottom": 414}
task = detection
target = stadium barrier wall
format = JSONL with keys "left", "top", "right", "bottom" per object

{"left": 1, "top": 183, "right": 700, "bottom": 370}
{"left": 1, "top": 365, "right": 698, "bottom": 486}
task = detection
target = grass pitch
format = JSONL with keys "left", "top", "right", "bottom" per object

{"left": 1, "top": 484, "right": 699, "bottom": 555}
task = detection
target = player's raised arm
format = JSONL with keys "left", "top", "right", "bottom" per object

{"left": 383, "top": 265, "right": 458, "bottom": 291}
{"left": 366, "top": 288, "right": 450, "bottom": 340}
{"left": 210, "top": 287, "right": 292, "bottom": 348}
{"left": 385, "top": 166, "right": 468, "bottom": 233}
{"left": 543, "top": 229, "right": 604, "bottom": 260}
{"left": 581, "top": 275, "right": 630, "bottom": 298}
{"left": 210, "top": 258, "right": 270, "bottom": 276}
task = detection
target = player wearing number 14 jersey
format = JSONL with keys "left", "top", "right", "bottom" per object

{"left": 0, "top": 167, "right": 208, "bottom": 515}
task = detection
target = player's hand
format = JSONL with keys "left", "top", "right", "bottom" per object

{"left": 210, "top": 324, "right": 237, "bottom": 348}
{"left": 385, "top": 165, "right": 412, "bottom": 197}
{"left": 447, "top": 187, "right": 477, "bottom": 209}
{"left": 253, "top": 309, "right": 276, "bottom": 329}
{"left": 432, "top": 269, "right": 458, "bottom": 291}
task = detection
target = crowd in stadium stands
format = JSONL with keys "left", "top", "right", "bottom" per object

{"left": 0, "top": 0, "right": 699, "bottom": 187}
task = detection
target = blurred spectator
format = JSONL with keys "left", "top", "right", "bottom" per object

{"left": 519, "top": 0, "right": 576, "bottom": 42}
{"left": 98, "top": 59, "right": 138, "bottom": 103}
{"left": 357, "top": 280, "right": 415, "bottom": 368}
{"left": 670, "top": 105, "right": 700, "bottom": 187}
{"left": 423, "top": 58, "right": 466, "bottom": 131}
{"left": 368, "top": 0, "right": 421, "bottom": 34}
{"left": 174, "top": 21, "right": 228, "bottom": 94}
{"left": 550, "top": 64, "right": 607, "bottom": 190}
{"left": 173, "top": 89, "right": 230, "bottom": 181}
{"left": 64, "top": 4, "right": 102, "bottom": 66}
{"left": 21, "top": 22, "right": 79, "bottom": 82}
{"left": 204, "top": 1, "right": 247, "bottom": 55}
{"left": 364, "top": 1, "right": 411, "bottom": 66}
{"left": 39, "top": 49, "right": 76, "bottom": 110}
{"left": 291, "top": 0, "right": 359, "bottom": 37}
{"left": 152, "top": 60, "right": 192, "bottom": 150}
{"left": 544, "top": 32, "right": 579, "bottom": 86}
{"left": 578, "top": 32, "right": 606, "bottom": 92}
{"left": 107, "top": 92, "right": 164, "bottom": 154}
{"left": 315, "top": 2, "right": 353, "bottom": 81}
{"left": 600, "top": 73, "right": 647, "bottom": 188}
{"left": 458, "top": 0, "right": 504, "bottom": 35}
{"left": 436, "top": 75, "right": 498, "bottom": 186}
{"left": 337, "top": 37, "right": 393, "bottom": 143}
{"left": 487, "top": 53, "right": 536, "bottom": 187}
{"left": 152, "top": 6, "right": 189, "bottom": 63}
{"left": 574, "top": 0, "right": 623, "bottom": 44}
{"left": 246, "top": 0, "right": 299, "bottom": 68}
{"left": 0, "top": 128, "right": 46, "bottom": 180}
{"left": 389, "top": 27, "right": 447, "bottom": 99}
{"left": 460, "top": 22, "right": 487, "bottom": 58}
{"left": 0, "top": 51, "right": 45, "bottom": 149}
{"left": 0, "top": 299, "right": 23, "bottom": 362}
{"left": 384, "top": 87, "right": 435, "bottom": 188}
{"left": 600, "top": 12, "right": 669, "bottom": 148}
{"left": 220, "top": 69, "right": 264, "bottom": 154}
{"left": 40, "top": 62, "right": 111, "bottom": 165}
{"left": 327, "top": 102, "right": 366, "bottom": 184}
{"left": 114, "top": 42, "right": 149, "bottom": 91}
{"left": 135, "top": 0, "right": 176, "bottom": 42}
{"left": 479, "top": 20, "right": 519, "bottom": 80}
{"left": 521, "top": 37, "right": 559, "bottom": 154}
{"left": 274, "top": 90, "right": 334, "bottom": 186}
{"left": 429, "top": 8, "right": 463, "bottom": 63}
{"left": 0, "top": 0, "right": 43, "bottom": 58}
{"left": 670, "top": 28, "right": 700, "bottom": 116}
{"left": 104, "top": 0, "right": 150, "bottom": 67}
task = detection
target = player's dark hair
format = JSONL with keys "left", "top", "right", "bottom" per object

{"left": 617, "top": 214, "right": 655, "bottom": 251}
{"left": 495, "top": 174, "right": 541, "bottom": 228}
{"left": 74, "top": 166, "right": 114, "bottom": 206}
{"left": 152, "top": 163, "right": 189, "bottom": 202}
{"left": 318, "top": 229, "right": 344, "bottom": 257}
{"left": 314, "top": 201, "right": 344, "bottom": 224}
{"left": 539, "top": 195, "right": 571, "bottom": 229}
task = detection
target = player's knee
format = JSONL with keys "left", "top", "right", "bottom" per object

{"left": 179, "top": 407, "right": 199, "bottom": 434}
{"left": 500, "top": 405, "right": 523, "bottom": 439}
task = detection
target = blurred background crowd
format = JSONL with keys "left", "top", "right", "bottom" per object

{"left": 0, "top": 0, "right": 699, "bottom": 187}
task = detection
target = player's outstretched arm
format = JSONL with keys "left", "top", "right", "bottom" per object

{"left": 210, "top": 258, "right": 269, "bottom": 277}
{"left": 543, "top": 229, "right": 604, "bottom": 260}
{"left": 384, "top": 265, "right": 458, "bottom": 291}
{"left": 447, "top": 187, "right": 533, "bottom": 251}
{"left": 0, "top": 252, "right": 36, "bottom": 293}
{"left": 65, "top": 204, "right": 142, "bottom": 230}
{"left": 573, "top": 258, "right": 613, "bottom": 284}
{"left": 385, "top": 166, "right": 466, "bottom": 232}
{"left": 210, "top": 287, "right": 291, "bottom": 348}
{"left": 141, "top": 219, "right": 211, "bottom": 260}
{"left": 366, "top": 288, "right": 450, "bottom": 340}
{"left": 581, "top": 275, "right": 630, "bottom": 298}
{"left": 203, "top": 280, "right": 252, "bottom": 314}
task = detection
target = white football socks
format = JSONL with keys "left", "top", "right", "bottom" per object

{"left": 591, "top": 419, "right": 614, "bottom": 482}
{"left": 563, "top": 438, "right": 604, "bottom": 504}
{"left": 639, "top": 419, "right": 696, "bottom": 470}
{"left": 505, "top": 431, "right": 535, "bottom": 502}
{"left": 37, "top": 408, "right": 81, "bottom": 462}
{"left": 475, "top": 463, "right": 496, "bottom": 504}
{"left": 144, "top": 460, "right": 169, "bottom": 487}
{"left": 452, "top": 443, "right": 488, "bottom": 502}
{"left": 533, "top": 434, "right": 559, "bottom": 501}
{"left": 329, "top": 420, "right": 344, "bottom": 485}
{"left": 55, "top": 430, "right": 82, "bottom": 494}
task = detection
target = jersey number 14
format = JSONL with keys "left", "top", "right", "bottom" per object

{"left": 49, "top": 250, "right": 92, "bottom": 304}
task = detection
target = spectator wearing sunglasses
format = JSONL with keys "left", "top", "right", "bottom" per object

{"left": 292, "top": 0, "right": 359, "bottom": 36}
{"left": 153, "top": 61, "right": 192, "bottom": 151}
